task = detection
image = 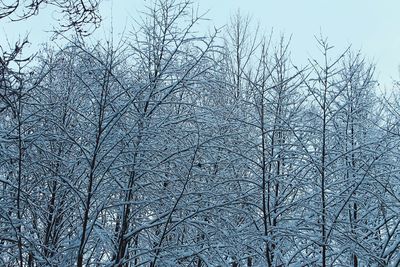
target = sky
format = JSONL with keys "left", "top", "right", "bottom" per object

{"left": 2, "top": 0, "right": 400, "bottom": 87}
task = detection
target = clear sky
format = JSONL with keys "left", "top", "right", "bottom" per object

{"left": 2, "top": 0, "right": 400, "bottom": 87}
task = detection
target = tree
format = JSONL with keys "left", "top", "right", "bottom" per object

{"left": 0, "top": 38, "right": 45, "bottom": 267}
{"left": 302, "top": 38, "right": 349, "bottom": 266}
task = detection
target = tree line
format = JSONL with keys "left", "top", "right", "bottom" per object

{"left": 0, "top": 0, "right": 399, "bottom": 266}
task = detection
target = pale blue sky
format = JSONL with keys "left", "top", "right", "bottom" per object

{"left": 2, "top": 0, "right": 400, "bottom": 87}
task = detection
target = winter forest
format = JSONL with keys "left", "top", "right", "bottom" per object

{"left": 1, "top": 0, "right": 400, "bottom": 266}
